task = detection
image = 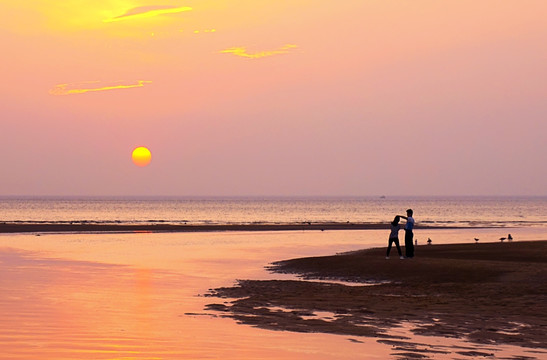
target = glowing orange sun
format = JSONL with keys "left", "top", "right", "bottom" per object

{"left": 132, "top": 146, "right": 152, "bottom": 167}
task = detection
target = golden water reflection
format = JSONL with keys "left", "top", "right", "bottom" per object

{"left": 0, "top": 232, "right": 387, "bottom": 359}
{"left": 1, "top": 231, "right": 545, "bottom": 359}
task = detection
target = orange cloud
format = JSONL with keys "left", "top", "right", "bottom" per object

{"left": 220, "top": 44, "right": 298, "bottom": 59}
{"left": 49, "top": 80, "right": 152, "bottom": 95}
{"left": 193, "top": 29, "right": 217, "bottom": 34}
{"left": 104, "top": 6, "right": 192, "bottom": 23}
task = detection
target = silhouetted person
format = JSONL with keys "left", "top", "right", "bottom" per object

{"left": 400, "top": 209, "right": 415, "bottom": 258}
{"left": 386, "top": 216, "right": 404, "bottom": 259}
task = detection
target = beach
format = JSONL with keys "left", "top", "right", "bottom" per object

{"left": 207, "top": 241, "right": 547, "bottom": 358}
{"left": 1, "top": 226, "right": 546, "bottom": 359}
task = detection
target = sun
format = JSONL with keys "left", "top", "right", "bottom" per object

{"left": 132, "top": 146, "right": 152, "bottom": 167}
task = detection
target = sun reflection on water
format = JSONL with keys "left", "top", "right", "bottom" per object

{"left": 1, "top": 230, "right": 545, "bottom": 359}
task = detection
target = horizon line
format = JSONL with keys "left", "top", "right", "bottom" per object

{"left": 1, "top": 195, "right": 546, "bottom": 200}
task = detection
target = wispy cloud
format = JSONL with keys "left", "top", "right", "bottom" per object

{"left": 193, "top": 29, "right": 217, "bottom": 34}
{"left": 104, "top": 6, "right": 192, "bottom": 23}
{"left": 220, "top": 44, "right": 298, "bottom": 59}
{"left": 49, "top": 80, "right": 152, "bottom": 95}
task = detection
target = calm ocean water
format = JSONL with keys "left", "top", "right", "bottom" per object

{"left": 0, "top": 196, "right": 545, "bottom": 229}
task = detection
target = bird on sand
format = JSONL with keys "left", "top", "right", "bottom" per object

{"left": 508, "top": 234, "right": 513, "bottom": 241}
{"left": 474, "top": 238, "right": 479, "bottom": 243}
{"left": 500, "top": 237, "right": 507, "bottom": 242}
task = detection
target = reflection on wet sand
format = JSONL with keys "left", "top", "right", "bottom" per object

{"left": 0, "top": 248, "right": 183, "bottom": 359}
{"left": 0, "top": 231, "right": 395, "bottom": 359}
{"left": 1, "top": 231, "right": 546, "bottom": 359}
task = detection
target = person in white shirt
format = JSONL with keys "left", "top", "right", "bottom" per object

{"left": 400, "top": 209, "right": 415, "bottom": 258}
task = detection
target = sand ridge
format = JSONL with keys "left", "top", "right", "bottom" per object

{"left": 205, "top": 241, "right": 547, "bottom": 356}
{"left": 0, "top": 222, "right": 479, "bottom": 234}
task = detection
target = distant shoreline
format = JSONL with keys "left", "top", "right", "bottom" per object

{"left": 0, "top": 222, "right": 500, "bottom": 234}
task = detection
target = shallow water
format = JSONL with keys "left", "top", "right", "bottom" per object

{"left": 1, "top": 229, "right": 546, "bottom": 359}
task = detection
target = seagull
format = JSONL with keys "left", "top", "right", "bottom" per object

{"left": 474, "top": 238, "right": 479, "bottom": 243}
{"left": 427, "top": 238, "right": 432, "bottom": 245}
{"left": 500, "top": 237, "right": 506, "bottom": 242}
{"left": 508, "top": 234, "right": 513, "bottom": 241}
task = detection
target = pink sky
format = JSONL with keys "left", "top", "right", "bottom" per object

{"left": 1, "top": 0, "right": 546, "bottom": 196}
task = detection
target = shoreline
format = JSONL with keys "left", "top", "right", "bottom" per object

{"left": 205, "top": 241, "right": 547, "bottom": 357}
{"left": 0, "top": 222, "right": 509, "bottom": 234}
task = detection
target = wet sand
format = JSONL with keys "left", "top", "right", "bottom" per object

{"left": 206, "top": 241, "right": 547, "bottom": 356}
{"left": 0, "top": 222, "right": 467, "bottom": 234}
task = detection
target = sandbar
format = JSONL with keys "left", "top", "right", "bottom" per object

{"left": 0, "top": 222, "right": 466, "bottom": 234}
{"left": 206, "top": 241, "right": 547, "bottom": 356}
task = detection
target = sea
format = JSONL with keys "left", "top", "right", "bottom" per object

{"left": 1, "top": 196, "right": 546, "bottom": 359}
{"left": 1, "top": 196, "right": 546, "bottom": 228}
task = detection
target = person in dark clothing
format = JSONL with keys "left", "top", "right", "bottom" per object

{"left": 400, "top": 209, "right": 415, "bottom": 258}
{"left": 386, "top": 215, "right": 404, "bottom": 259}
